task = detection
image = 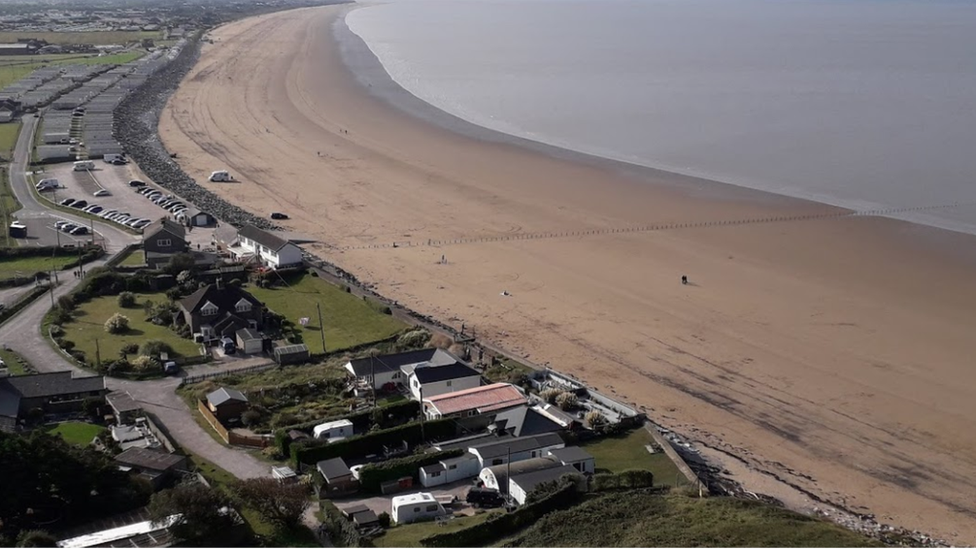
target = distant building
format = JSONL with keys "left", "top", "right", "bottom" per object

{"left": 469, "top": 432, "right": 565, "bottom": 470}
{"left": 423, "top": 382, "right": 527, "bottom": 420}
{"left": 508, "top": 465, "right": 583, "bottom": 505}
{"left": 142, "top": 217, "right": 188, "bottom": 268}
{"left": 490, "top": 405, "right": 564, "bottom": 437}
{"left": 179, "top": 283, "right": 264, "bottom": 341}
{"left": 225, "top": 225, "right": 303, "bottom": 270}
{"left": 106, "top": 391, "right": 142, "bottom": 425}
{"left": 405, "top": 361, "right": 481, "bottom": 401}
{"left": 316, "top": 457, "right": 359, "bottom": 496}
{"left": 0, "top": 44, "right": 32, "bottom": 55}
{"left": 205, "top": 387, "right": 249, "bottom": 423}
{"left": 114, "top": 447, "right": 188, "bottom": 489}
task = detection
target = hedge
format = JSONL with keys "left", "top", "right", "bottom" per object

{"left": 592, "top": 469, "right": 655, "bottom": 491}
{"left": 0, "top": 285, "right": 50, "bottom": 325}
{"left": 275, "top": 399, "right": 421, "bottom": 456}
{"left": 0, "top": 245, "right": 103, "bottom": 287}
{"left": 292, "top": 418, "right": 458, "bottom": 466}
{"left": 420, "top": 480, "right": 582, "bottom": 547}
{"left": 320, "top": 501, "right": 363, "bottom": 547}
{"left": 358, "top": 449, "right": 463, "bottom": 493}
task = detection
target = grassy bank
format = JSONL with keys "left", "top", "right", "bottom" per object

{"left": 0, "top": 254, "right": 75, "bottom": 278}
{"left": 0, "top": 165, "right": 23, "bottom": 247}
{"left": 249, "top": 273, "right": 405, "bottom": 354}
{"left": 0, "top": 347, "right": 30, "bottom": 375}
{"left": 116, "top": 248, "right": 146, "bottom": 267}
{"left": 0, "top": 31, "right": 161, "bottom": 45}
{"left": 502, "top": 490, "right": 877, "bottom": 547}
{"left": 372, "top": 511, "right": 500, "bottom": 548}
{"left": 581, "top": 427, "right": 684, "bottom": 486}
{"left": 47, "top": 421, "right": 105, "bottom": 446}
{"left": 0, "top": 121, "right": 20, "bottom": 160}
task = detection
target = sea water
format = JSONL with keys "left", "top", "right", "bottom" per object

{"left": 345, "top": 0, "right": 976, "bottom": 234}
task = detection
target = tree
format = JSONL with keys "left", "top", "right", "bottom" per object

{"left": 540, "top": 388, "right": 561, "bottom": 404}
{"left": 555, "top": 392, "right": 578, "bottom": 411}
{"left": 231, "top": 478, "right": 310, "bottom": 529}
{"left": 176, "top": 270, "right": 194, "bottom": 285}
{"left": 377, "top": 511, "right": 391, "bottom": 528}
{"left": 104, "top": 313, "right": 130, "bottom": 334}
{"left": 241, "top": 410, "right": 262, "bottom": 427}
{"left": 15, "top": 530, "right": 57, "bottom": 547}
{"left": 165, "top": 253, "right": 196, "bottom": 275}
{"left": 82, "top": 397, "right": 102, "bottom": 417}
{"left": 117, "top": 291, "right": 136, "bottom": 308}
{"left": 140, "top": 340, "right": 173, "bottom": 357}
{"left": 56, "top": 294, "right": 75, "bottom": 312}
{"left": 149, "top": 481, "right": 235, "bottom": 543}
{"left": 584, "top": 410, "right": 606, "bottom": 429}
{"left": 131, "top": 355, "right": 160, "bottom": 372}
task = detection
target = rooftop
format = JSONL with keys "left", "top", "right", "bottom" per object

{"left": 114, "top": 448, "right": 185, "bottom": 472}
{"left": 0, "top": 371, "right": 104, "bottom": 399}
{"left": 142, "top": 217, "right": 185, "bottom": 241}
{"left": 106, "top": 391, "right": 141, "bottom": 413}
{"left": 316, "top": 457, "right": 352, "bottom": 481}
{"left": 392, "top": 492, "right": 436, "bottom": 506}
{"left": 492, "top": 405, "right": 563, "bottom": 437}
{"left": 206, "top": 387, "right": 247, "bottom": 407}
{"left": 548, "top": 446, "right": 594, "bottom": 464}
{"left": 510, "top": 464, "right": 581, "bottom": 494}
{"left": 412, "top": 362, "right": 481, "bottom": 384}
{"left": 346, "top": 348, "right": 460, "bottom": 377}
{"left": 180, "top": 284, "right": 262, "bottom": 316}
{"left": 239, "top": 224, "right": 293, "bottom": 252}
{"left": 471, "top": 432, "right": 565, "bottom": 459}
{"left": 425, "top": 382, "right": 527, "bottom": 417}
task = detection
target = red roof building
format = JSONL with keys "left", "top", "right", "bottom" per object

{"left": 423, "top": 382, "right": 527, "bottom": 419}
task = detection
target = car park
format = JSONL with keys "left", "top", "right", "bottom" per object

{"left": 93, "top": 189, "right": 111, "bottom": 197}
{"left": 132, "top": 219, "right": 151, "bottom": 229}
{"left": 60, "top": 224, "right": 78, "bottom": 233}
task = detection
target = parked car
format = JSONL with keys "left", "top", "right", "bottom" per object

{"left": 270, "top": 212, "right": 289, "bottom": 220}
{"left": 60, "top": 224, "right": 78, "bottom": 233}
{"left": 60, "top": 198, "right": 75, "bottom": 206}
{"left": 70, "top": 226, "right": 88, "bottom": 236}
{"left": 99, "top": 209, "right": 118, "bottom": 218}
{"left": 93, "top": 189, "right": 110, "bottom": 197}
{"left": 129, "top": 180, "right": 146, "bottom": 188}
{"left": 132, "top": 219, "right": 151, "bottom": 229}
{"left": 219, "top": 337, "right": 236, "bottom": 355}
{"left": 54, "top": 220, "right": 71, "bottom": 229}
{"left": 70, "top": 200, "right": 88, "bottom": 209}
{"left": 466, "top": 487, "right": 504, "bottom": 508}
{"left": 139, "top": 187, "right": 156, "bottom": 195}
{"left": 84, "top": 206, "right": 103, "bottom": 214}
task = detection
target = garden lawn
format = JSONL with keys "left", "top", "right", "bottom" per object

{"left": 0, "top": 121, "right": 20, "bottom": 159}
{"left": 0, "top": 31, "right": 161, "bottom": 45}
{"left": 0, "top": 64, "right": 34, "bottom": 89}
{"left": 47, "top": 422, "right": 105, "bottom": 446}
{"left": 60, "top": 292, "right": 200, "bottom": 364}
{"left": 0, "top": 254, "right": 75, "bottom": 279}
{"left": 249, "top": 273, "right": 405, "bottom": 354}
{"left": 372, "top": 512, "right": 500, "bottom": 548}
{"left": 581, "top": 427, "right": 684, "bottom": 486}
{"left": 117, "top": 248, "right": 146, "bottom": 267}
{"left": 0, "top": 347, "right": 28, "bottom": 375}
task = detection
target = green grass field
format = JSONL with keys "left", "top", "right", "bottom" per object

{"left": 0, "top": 64, "right": 34, "bottom": 90}
{"left": 47, "top": 422, "right": 105, "bottom": 446}
{"left": 0, "top": 347, "right": 29, "bottom": 375}
{"left": 372, "top": 511, "right": 501, "bottom": 548}
{"left": 49, "top": 51, "right": 145, "bottom": 66}
{"left": 0, "top": 121, "right": 20, "bottom": 159}
{"left": 0, "top": 254, "right": 75, "bottom": 279}
{"left": 581, "top": 427, "right": 685, "bottom": 486}
{"left": 249, "top": 273, "right": 405, "bottom": 354}
{"left": 116, "top": 248, "right": 146, "bottom": 267}
{"left": 60, "top": 292, "right": 201, "bottom": 364}
{"left": 0, "top": 31, "right": 161, "bottom": 45}
{"left": 0, "top": 167, "right": 23, "bottom": 247}
{"left": 502, "top": 491, "right": 877, "bottom": 547}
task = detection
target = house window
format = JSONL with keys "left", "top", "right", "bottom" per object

{"left": 157, "top": 238, "right": 171, "bottom": 247}
{"left": 413, "top": 507, "right": 420, "bottom": 513}
{"left": 446, "top": 380, "right": 452, "bottom": 387}
{"left": 426, "top": 505, "right": 438, "bottom": 512}
{"left": 393, "top": 372, "right": 400, "bottom": 379}
{"left": 491, "top": 458, "right": 503, "bottom": 466}
{"left": 413, "top": 379, "right": 419, "bottom": 388}
{"left": 201, "top": 302, "right": 218, "bottom": 316}
{"left": 235, "top": 299, "right": 252, "bottom": 313}
{"left": 448, "top": 465, "right": 457, "bottom": 470}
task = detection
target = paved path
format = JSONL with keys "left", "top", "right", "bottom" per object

{"left": 2, "top": 114, "right": 268, "bottom": 480}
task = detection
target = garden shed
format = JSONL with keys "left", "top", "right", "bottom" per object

{"left": 273, "top": 343, "right": 310, "bottom": 365}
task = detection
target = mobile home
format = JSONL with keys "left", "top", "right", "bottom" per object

{"left": 390, "top": 492, "right": 446, "bottom": 524}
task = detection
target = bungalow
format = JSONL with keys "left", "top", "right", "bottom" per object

{"left": 114, "top": 447, "right": 188, "bottom": 490}
{"left": 490, "top": 405, "right": 563, "bottom": 437}
{"left": 547, "top": 446, "right": 596, "bottom": 474}
{"left": 179, "top": 283, "right": 264, "bottom": 342}
{"left": 142, "top": 218, "right": 188, "bottom": 269}
{"left": 317, "top": 457, "right": 359, "bottom": 495}
{"left": 469, "top": 432, "right": 565, "bottom": 470}
{"left": 0, "top": 371, "right": 106, "bottom": 432}
{"left": 205, "top": 387, "right": 249, "bottom": 423}
{"left": 344, "top": 348, "right": 462, "bottom": 392}
{"left": 226, "top": 225, "right": 303, "bottom": 270}
{"left": 423, "top": 382, "right": 527, "bottom": 420}
{"left": 273, "top": 343, "right": 310, "bottom": 365}
{"left": 419, "top": 453, "right": 480, "bottom": 488}
{"left": 405, "top": 362, "right": 481, "bottom": 401}
{"left": 478, "top": 445, "right": 594, "bottom": 500}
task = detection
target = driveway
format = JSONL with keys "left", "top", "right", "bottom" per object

{"left": 333, "top": 479, "right": 477, "bottom": 518}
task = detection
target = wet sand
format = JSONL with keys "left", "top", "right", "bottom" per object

{"left": 160, "top": 6, "right": 976, "bottom": 542}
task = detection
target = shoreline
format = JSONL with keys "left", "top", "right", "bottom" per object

{"left": 159, "top": 6, "right": 976, "bottom": 544}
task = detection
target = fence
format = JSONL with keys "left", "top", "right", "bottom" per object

{"left": 179, "top": 361, "right": 276, "bottom": 386}
{"left": 197, "top": 398, "right": 272, "bottom": 449}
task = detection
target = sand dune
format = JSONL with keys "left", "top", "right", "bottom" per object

{"left": 160, "top": 6, "right": 976, "bottom": 542}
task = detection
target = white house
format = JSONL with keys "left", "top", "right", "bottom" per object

{"left": 424, "top": 383, "right": 528, "bottom": 420}
{"left": 508, "top": 465, "right": 583, "bottom": 505}
{"left": 547, "top": 446, "right": 596, "bottom": 475}
{"left": 405, "top": 362, "right": 482, "bottom": 401}
{"left": 313, "top": 419, "right": 353, "bottom": 441}
{"left": 390, "top": 492, "right": 446, "bottom": 524}
{"left": 470, "top": 432, "right": 565, "bottom": 471}
{"left": 230, "top": 225, "right": 303, "bottom": 269}
{"left": 343, "top": 348, "right": 464, "bottom": 391}
{"left": 419, "top": 453, "right": 480, "bottom": 488}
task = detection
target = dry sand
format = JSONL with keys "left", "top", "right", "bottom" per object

{"left": 160, "top": 6, "right": 976, "bottom": 542}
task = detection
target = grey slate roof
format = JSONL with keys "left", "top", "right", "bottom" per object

{"left": 206, "top": 387, "right": 247, "bottom": 407}
{"left": 180, "top": 284, "right": 262, "bottom": 315}
{"left": 434, "top": 432, "right": 510, "bottom": 452}
{"left": 471, "top": 432, "right": 564, "bottom": 459}
{"left": 346, "top": 348, "right": 460, "bottom": 377}
{"left": 485, "top": 457, "right": 559, "bottom": 487}
{"left": 236, "top": 328, "right": 262, "bottom": 341}
{"left": 412, "top": 363, "right": 481, "bottom": 384}
{"left": 106, "top": 391, "right": 142, "bottom": 413}
{"left": 239, "top": 225, "right": 291, "bottom": 252}
{"left": 0, "top": 388, "right": 19, "bottom": 418}
{"left": 492, "top": 406, "right": 562, "bottom": 437}
{"left": 0, "top": 371, "right": 104, "bottom": 398}
{"left": 317, "top": 457, "right": 352, "bottom": 481}
{"left": 114, "top": 448, "right": 186, "bottom": 472}
{"left": 143, "top": 217, "right": 186, "bottom": 242}
{"left": 548, "top": 446, "right": 594, "bottom": 464}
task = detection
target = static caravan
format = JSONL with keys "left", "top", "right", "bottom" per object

{"left": 73, "top": 160, "right": 95, "bottom": 171}
{"left": 313, "top": 419, "right": 353, "bottom": 442}
{"left": 390, "top": 492, "right": 446, "bottom": 524}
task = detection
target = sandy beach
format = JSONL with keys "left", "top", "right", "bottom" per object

{"left": 160, "top": 6, "right": 976, "bottom": 542}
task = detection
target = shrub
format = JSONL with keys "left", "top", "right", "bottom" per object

{"left": 540, "top": 388, "right": 561, "bottom": 404}
{"left": 140, "top": 340, "right": 173, "bottom": 357}
{"left": 131, "top": 355, "right": 161, "bottom": 372}
{"left": 117, "top": 291, "right": 136, "bottom": 308}
{"left": 556, "top": 392, "right": 578, "bottom": 411}
{"left": 357, "top": 450, "right": 463, "bottom": 493}
{"left": 51, "top": 308, "right": 72, "bottom": 325}
{"left": 56, "top": 294, "right": 75, "bottom": 311}
{"left": 241, "top": 410, "right": 262, "bottom": 427}
{"left": 292, "top": 418, "right": 457, "bottom": 465}
{"left": 16, "top": 529, "right": 57, "bottom": 547}
{"left": 121, "top": 343, "right": 139, "bottom": 355}
{"left": 59, "top": 340, "right": 75, "bottom": 351}
{"left": 396, "top": 329, "right": 430, "bottom": 350}
{"left": 176, "top": 270, "right": 194, "bottom": 284}
{"left": 49, "top": 325, "right": 64, "bottom": 337}
{"left": 584, "top": 410, "right": 606, "bottom": 429}
{"left": 377, "top": 512, "right": 391, "bottom": 528}
{"left": 262, "top": 445, "right": 284, "bottom": 460}
{"left": 70, "top": 350, "right": 86, "bottom": 363}
{"left": 165, "top": 287, "right": 182, "bottom": 301}
{"left": 104, "top": 313, "right": 130, "bottom": 334}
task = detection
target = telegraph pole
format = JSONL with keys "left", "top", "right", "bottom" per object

{"left": 370, "top": 352, "right": 376, "bottom": 409}
{"left": 506, "top": 446, "right": 512, "bottom": 499}
{"left": 419, "top": 385, "right": 426, "bottom": 442}
{"left": 95, "top": 338, "right": 100, "bottom": 368}
{"left": 316, "top": 302, "right": 325, "bottom": 353}
{"left": 89, "top": 217, "right": 94, "bottom": 246}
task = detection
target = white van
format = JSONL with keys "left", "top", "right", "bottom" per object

{"left": 73, "top": 160, "right": 95, "bottom": 172}
{"left": 35, "top": 178, "right": 59, "bottom": 191}
{"left": 103, "top": 153, "right": 127, "bottom": 164}
{"left": 209, "top": 170, "right": 231, "bottom": 182}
